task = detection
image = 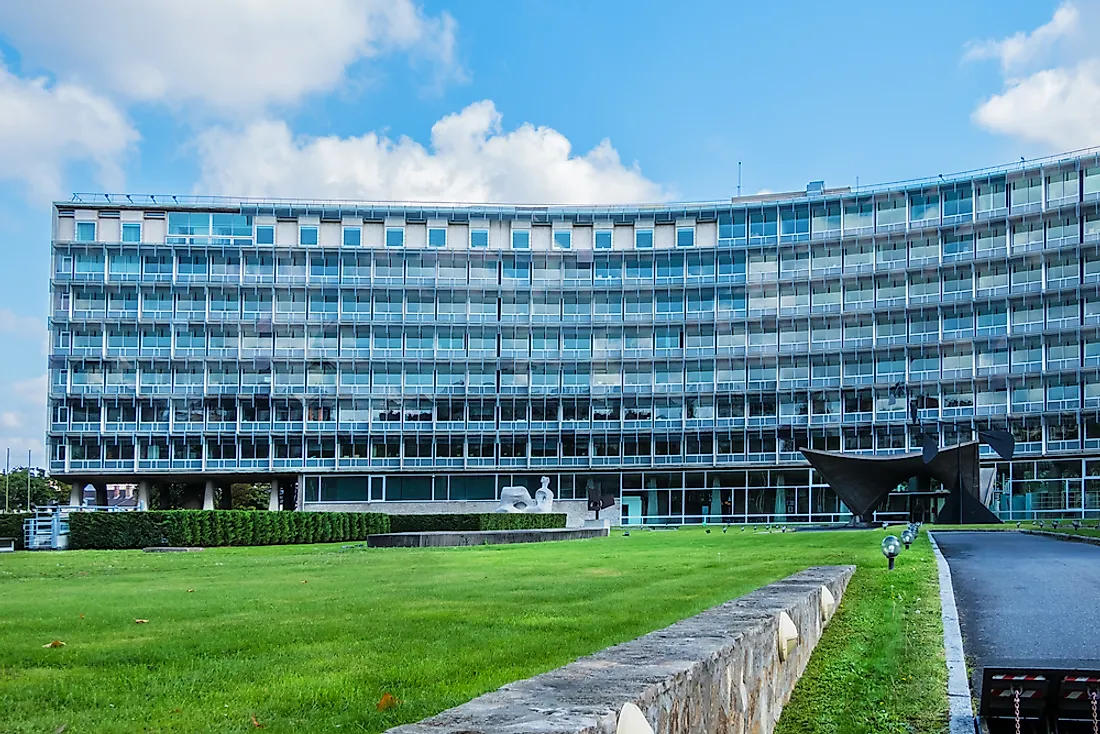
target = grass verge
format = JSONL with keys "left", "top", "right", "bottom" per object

{"left": 938, "top": 522, "right": 1100, "bottom": 539}
{"left": 775, "top": 530, "right": 946, "bottom": 734}
{"left": 0, "top": 526, "right": 943, "bottom": 734}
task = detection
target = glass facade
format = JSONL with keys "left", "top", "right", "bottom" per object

{"left": 48, "top": 153, "right": 1100, "bottom": 522}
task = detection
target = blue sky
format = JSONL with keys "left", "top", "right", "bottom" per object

{"left": 0, "top": 0, "right": 1094, "bottom": 458}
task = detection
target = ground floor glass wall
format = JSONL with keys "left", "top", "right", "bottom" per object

{"left": 991, "top": 458, "right": 1100, "bottom": 520}
{"left": 300, "top": 458, "right": 1100, "bottom": 524}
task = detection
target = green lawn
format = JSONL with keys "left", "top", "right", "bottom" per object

{"left": 941, "top": 522, "right": 1100, "bottom": 539}
{"left": 0, "top": 527, "right": 944, "bottom": 734}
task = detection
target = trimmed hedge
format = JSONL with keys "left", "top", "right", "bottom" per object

{"left": 59, "top": 510, "right": 566, "bottom": 550}
{"left": 68, "top": 510, "right": 390, "bottom": 550}
{"left": 0, "top": 513, "right": 32, "bottom": 550}
{"left": 389, "top": 512, "right": 567, "bottom": 534}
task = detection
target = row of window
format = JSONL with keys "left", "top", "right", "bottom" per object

{"left": 52, "top": 248, "right": 1100, "bottom": 289}
{"left": 52, "top": 285, "right": 1100, "bottom": 325}
{"left": 59, "top": 216, "right": 1100, "bottom": 278}
{"left": 49, "top": 382, "right": 1100, "bottom": 426}
{"left": 75, "top": 219, "right": 603, "bottom": 250}
{"left": 52, "top": 301, "right": 1100, "bottom": 353}
{"left": 64, "top": 170, "right": 1100, "bottom": 248}
{"left": 49, "top": 418, "right": 1100, "bottom": 466}
{"left": 50, "top": 344, "right": 1100, "bottom": 390}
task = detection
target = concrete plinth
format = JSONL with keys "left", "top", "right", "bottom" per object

{"left": 142, "top": 546, "right": 204, "bottom": 553}
{"left": 305, "top": 499, "right": 591, "bottom": 527}
{"left": 202, "top": 480, "right": 215, "bottom": 510}
{"left": 368, "top": 527, "right": 610, "bottom": 548}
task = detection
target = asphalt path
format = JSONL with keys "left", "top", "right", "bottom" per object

{"left": 934, "top": 531, "right": 1100, "bottom": 679}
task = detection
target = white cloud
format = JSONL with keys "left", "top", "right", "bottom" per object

{"left": 0, "top": 0, "right": 464, "bottom": 114}
{"left": 0, "top": 309, "right": 44, "bottom": 339}
{"left": 0, "top": 65, "right": 138, "bottom": 197}
{"left": 973, "top": 61, "right": 1100, "bottom": 148}
{"left": 10, "top": 375, "right": 47, "bottom": 408}
{"left": 967, "top": 2, "right": 1100, "bottom": 150}
{"left": 195, "top": 100, "right": 666, "bottom": 205}
{"left": 0, "top": 374, "right": 47, "bottom": 461}
{"left": 0, "top": 434, "right": 45, "bottom": 460}
{"left": 964, "top": 3, "right": 1079, "bottom": 74}
{"left": 0, "top": 309, "right": 48, "bottom": 356}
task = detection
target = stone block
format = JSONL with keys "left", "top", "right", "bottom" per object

{"left": 385, "top": 565, "right": 855, "bottom": 734}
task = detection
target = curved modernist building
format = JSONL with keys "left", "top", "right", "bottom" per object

{"left": 48, "top": 150, "right": 1100, "bottom": 523}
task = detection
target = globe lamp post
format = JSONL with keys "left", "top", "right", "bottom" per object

{"left": 882, "top": 535, "right": 902, "bottom": 571}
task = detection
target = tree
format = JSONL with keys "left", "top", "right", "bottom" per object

{"left": 1, "top": 468, "right": 67, "bottom": 512}
{"left": 147, "top": 481, "right": 272, "bottom": 510}
{"left": 230, "top": 482, "right": 271, "bottom": 510}
{"left": 150, "top": 482, "right": 201, "bottom": 510}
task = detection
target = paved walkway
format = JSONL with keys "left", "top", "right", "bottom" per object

{"left": 933, "top": 531, "right": 1100, "bottom": 677}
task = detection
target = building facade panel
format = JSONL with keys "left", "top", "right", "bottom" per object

{"left": 46, "top": 153, "right": 1100, "bottom": 522}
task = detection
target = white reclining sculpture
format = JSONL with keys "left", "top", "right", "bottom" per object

{"left": 496, "top": 476, "right": 554, "bottom": 513}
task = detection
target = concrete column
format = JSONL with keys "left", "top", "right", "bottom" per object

{"left": 268, "top": 478, "right": 280, "bottom": 512}
{"left": 295, "top": 474, "right": 305, "bottom": 511}
{"left": 774, "top": 486, "right": 787, "bottom": 523}
{"left": 202, "top": 480, "right": 215, "bottom": 510}
{"left": 281, "top": 477, "right": 296, "bottom": 511}
{"left": 137, "top": 481, "right": 150, "bottom": 511}
{"left": 94, "top": 483, "right": 108, "bottom": 508}
{"left": 69, "top": 482, "right": 82, "bottom": 506}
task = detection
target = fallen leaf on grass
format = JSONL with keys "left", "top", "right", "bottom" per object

{"left": 301, "top": 580, "right": 308, "bottom": 584}
{"left": 43, "top": 640, "right": 66, "bottom": 648}
{"left": 186, "top": 589, "right": 194, "bottom": 593}
{"left": 54, "top": 725, "right": 66, "bottom": 733}
{"left": 135, "top": 619, "right": 149, "bottom": 624}
{"left": 78, "top": 614, "right": 84, "bottom": 620}
{"left": 251, "top": 714, "right": 265, "bottom": 728}
{"left": 376, "top": 693, "right": 401, "bottom": 711}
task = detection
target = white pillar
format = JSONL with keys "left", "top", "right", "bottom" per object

{"left": 203, "top": 480, "right": 215, "bottom": 510}
{"left": 268, "top": 478, "right": 280, "bottom": 512}
{"left": 69, "top": 482, "right": 82, "bottom": 506}
{"left": 137, "top": 481, "right": 150, "bottom": 511}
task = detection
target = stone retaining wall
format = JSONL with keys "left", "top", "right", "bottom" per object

{"left": 386, "top": 565, "right": 855, "bottom": 734}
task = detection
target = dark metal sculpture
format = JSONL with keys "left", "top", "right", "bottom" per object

{"left": 585, "top": 480, "right": 616, "bottom": 518}
{"left": 800, "top": 441, "right": 1001, "bottom": 525}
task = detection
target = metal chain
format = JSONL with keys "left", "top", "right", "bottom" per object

{"left": 1014, "top": 687, "right": 1021, "bottom": 734}
{"left": 1090, "top": 688, "right": 1098, "bottom": 734}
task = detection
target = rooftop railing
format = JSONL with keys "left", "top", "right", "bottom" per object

{"left": 63, "top": 147, "right": 1100, "bottom": 213}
